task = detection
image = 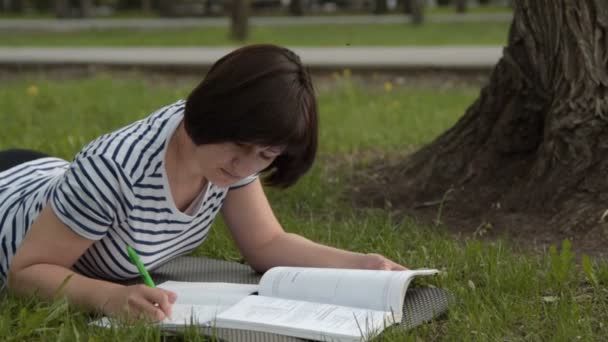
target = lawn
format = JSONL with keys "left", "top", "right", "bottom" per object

{"left": 0, "top": 73, "right": 606, "bottom": 341}
{"left": 0, "top": 22, "right": 508, "bottom": 47}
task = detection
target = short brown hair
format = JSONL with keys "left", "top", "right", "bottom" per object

{"left": 184, "top": 44, "right": 318, "bottom": 188}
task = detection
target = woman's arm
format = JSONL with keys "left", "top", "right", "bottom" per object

{"left": 8, "top": 205, "right": 176, "bottom": 321}
{"left": 221, "top": 179, "right": 406, "bottom": 272}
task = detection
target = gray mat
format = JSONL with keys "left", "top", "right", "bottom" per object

{"left": 128, "top": 256, "right": 452, "bottom": 341}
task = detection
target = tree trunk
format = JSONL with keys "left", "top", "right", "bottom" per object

{"left": 141, "top": 0, "right": 151, "bottom": 13}
{"left": 157, "top": 0, "right": 174, "bottom": 17}
{"left": 54, "top": 0, "right": 69, "bottom": 17}
{"left": 289, "top": 0, "right": 304, "bottom": 16}
{"left": 455, "top": 0, "right": 467, "bottom": 13}
{"left": 230, "top": 0, "right": 249, "bottom": 41}
{"left": 351, "top": 0, "right": 366, "bottom": 11}
{"left": 410, "top": 0, "right": 423, "bottom": 25}
{"left": 400, "top": 0, "right": 412, "bottom": 14}
{"left": 79, "top": 0, "right": 93, "bottom": 17}
{"left": 360, "top": 0, "right": 608, "bottom": 241}
{"left": 374, "top": 0, "right": 388, "bottom": 14}
{"left": 9, "top": 0, "right": 24, "bottom": 13}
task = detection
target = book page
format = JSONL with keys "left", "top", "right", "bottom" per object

{"left": 164, "top": 303, "right": 228, "bottom": 326}
{"left": 93, "top": 282, "right": 259, "bottom": 329}
{"left": 258, "top": 267, "right": 438, "bottom": 318}
{"left": 157, "top": 281, "right": 259, "bottom": 326}
{"left": 216, "top": 295, "right": 392, "bottom": 342}
{"left": 158, "top": 281, "right": 258, "bottom": 306}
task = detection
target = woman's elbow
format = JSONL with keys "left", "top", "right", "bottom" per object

{"left": 6, "top": 260, "right": 34, "bottom": 295}
{"left": 6, "top": 266, "right": 23, "bottom": 294}
{"left": 241, "top": 233, "right": 286, "bottom": 273}
{"left": 248, "top": 260, "right": 272, "bottom": 274}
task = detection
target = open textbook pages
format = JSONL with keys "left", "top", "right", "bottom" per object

{"left": 159, "top": 267, "right": 439, "bottom": 341}
{"left": 93, "top": 282, "right": 258, "bottom": 328}
{"left": 214, "top": 294, "right": 392, "bottom": 342}
{"left": 95, "top": 267, "right": 438, "bottom": 341}
{"left": 158, "top": 281, "right": 258, "bottom": 327}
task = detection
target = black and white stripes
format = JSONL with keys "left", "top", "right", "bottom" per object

{"left": 0, "top": 158, "right": 69, "bottom": 280}
{"left": 0, "top": 100, "right": 257, "bottom": 282}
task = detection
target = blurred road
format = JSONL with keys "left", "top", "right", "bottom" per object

{"left": 0, "top": 46, "right": 502, "bottom": 71}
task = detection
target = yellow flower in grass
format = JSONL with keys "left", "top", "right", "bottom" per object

{"left": 26, "top": 85, "right": 39, "bottom": 96}
{"left": 384, "top": 81, "right": 393, "bottom": 92}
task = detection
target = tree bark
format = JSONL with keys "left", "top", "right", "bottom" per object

{"left": 230, "top": 0, "right": 250, "bottom": 41}
{"left": 374, "top": 0, "right": 388, "bottom": 14}
{"left": 9, "top": 0, "right": 24, "bottom": 13}
{"left": 410, "top": 0, "right": 423, "bottom": 25}
{"left": 54, "top": 0, "right": 69, "bottom": 18}
{"left": 351, "top": 0, "right": 366, "bottom": 11}
{"left": 455, "top": 0, "right": 467, "bottom": 13}
{"left": 141, "top": 0, "right": 151, "bottom": 13}
{"left": 79, "top": 0, "right": 93, "bottom": 17}
{"left": 361, "top": 0, "right": 608, "bottom": 237}
{"left": 289, "top": 0, "right": 304, "bottom": 16}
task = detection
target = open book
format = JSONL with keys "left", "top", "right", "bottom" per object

{"left": 157, "top": 266, "right": 439, "bottom": 342}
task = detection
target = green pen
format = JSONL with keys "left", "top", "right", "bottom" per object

{"left": 127, "top": 246, "right": 156, "bottom": 288}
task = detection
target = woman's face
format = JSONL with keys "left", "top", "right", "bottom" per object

{"left": 193, "top": 142, "right": 283, "bottom": 187}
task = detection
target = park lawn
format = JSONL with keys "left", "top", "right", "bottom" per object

{"left": 0, "top": 22, "right": 508, "bottom": 46}
{"left": 0, "top": 74, "right": 607, "bottom": 341}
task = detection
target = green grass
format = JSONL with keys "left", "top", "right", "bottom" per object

{"left": 0, "top": 22, "right": 508, "bottom": 46}
{"left": 1, "top": 74, "right": 607, "bottom": 341}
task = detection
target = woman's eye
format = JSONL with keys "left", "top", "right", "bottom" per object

{"left": 260, "top": 154, "right": 273, "bottom": 161}
{"left": 234, "top": 142, "right": 252, "bottom": 152}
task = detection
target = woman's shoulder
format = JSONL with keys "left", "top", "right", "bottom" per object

{"left": 73, "top": 100, "right": 186, "bottom": 167}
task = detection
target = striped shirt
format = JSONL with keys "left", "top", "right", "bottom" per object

{"left": 0, "top": 100, "right": 256, "bottom": 282}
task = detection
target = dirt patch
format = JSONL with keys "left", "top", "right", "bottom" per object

{"left": 348, "top": 152, "right": 608, "bottom": 260}
{"left": 395, "top": 194, "right": 608, "bottom": 259}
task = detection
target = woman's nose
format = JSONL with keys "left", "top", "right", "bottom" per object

{"left": 231, "top": 156, "right": 256, "bottom": 177}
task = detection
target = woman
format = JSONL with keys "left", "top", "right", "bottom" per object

{"left": 2, "top": 44, "right": 405, "bottom": 322}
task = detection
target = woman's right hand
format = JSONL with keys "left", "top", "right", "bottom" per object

{"left": 9, "top": 205, "right": 177, "bottom": 323}
{"left": 102, "top": 284, "right": 177, "bottom": 322}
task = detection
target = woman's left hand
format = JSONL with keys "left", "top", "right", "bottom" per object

{"left": 360, "top": 253, "right": 407, "bottom": 271}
